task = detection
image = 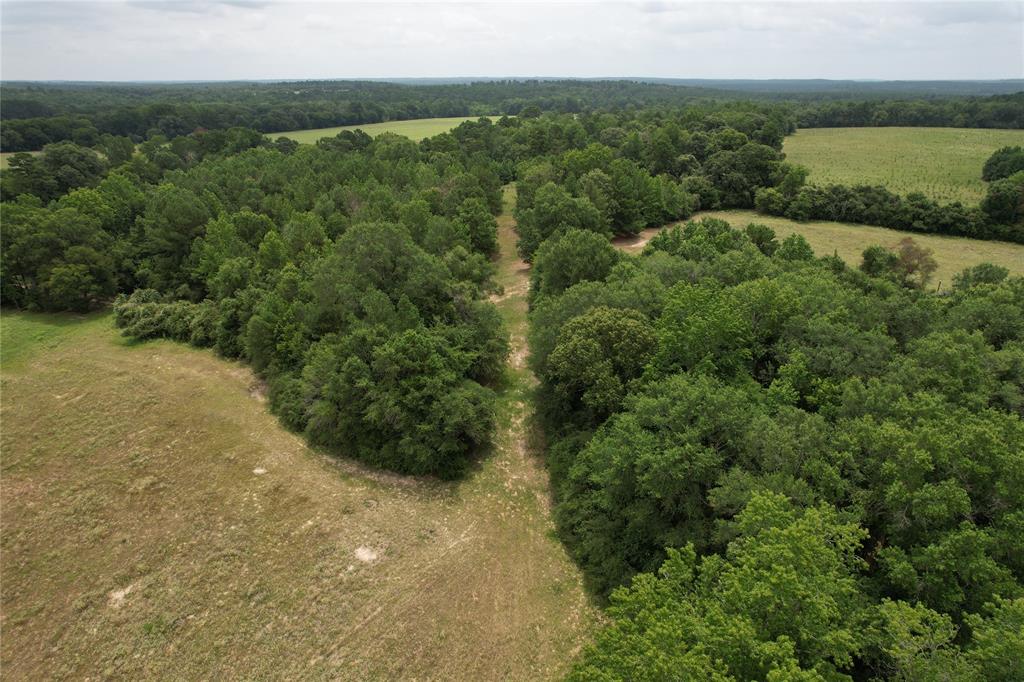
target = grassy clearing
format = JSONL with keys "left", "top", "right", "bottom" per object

{"left": 783, "top": 127, "right": 1024, "bottom": 204}
{"left": 0, "top": 187, "right": 596, "bottom": 679}
{"left": 616, "top": 210, "right": 1024, "bottom": 290}
{"left": 275, "top": 117, "right": 487, "bottom": 144}
{"left": 0, "top": 150, "right": 41, "bottom": 170}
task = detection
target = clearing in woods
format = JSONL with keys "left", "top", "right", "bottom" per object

{"left": 0, "top": 150, "right": 41, "bottom": 169}
{"left": 613, "top": 209, "right": 1024, "bottom": 290}
{"left": 782, "top": 127, "right": 1024, "bottom": 204}
{"left": 275, "top": 116, "right": 488, "bottom": 144}
{"left": 0, "top": 186, "right": 597, "bottom": 680}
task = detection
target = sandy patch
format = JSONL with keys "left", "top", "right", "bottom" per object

{"left": 108, "top": 583, "right": 135, "bottom": 609}
{"left": 354, "top": 546, "right": 378, "bottom": 563}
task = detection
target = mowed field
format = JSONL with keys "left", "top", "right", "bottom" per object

{"left": 0, "top": 190, "right": 597, "bottom": 680}
{"left": 616, "top": 209, "right": 1024, "bottom": 290}
{"left": 783, "top": 127, "right": 1024, "bottom": 204}
{"left": 276, "top": 117, "right": 486, "bottom": 144}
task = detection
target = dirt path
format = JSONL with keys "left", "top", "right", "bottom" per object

{"left": 0, "top": 186, "right": 596, "bottom": 680}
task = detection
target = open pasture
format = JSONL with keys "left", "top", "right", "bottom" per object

{"left": 705, "top": 210, "right": 1024, "bottom": 288}
{"left": 0, "top": 150, "right": 41, "bottom": 169}
{"left": 783, "top": 127, "right": 1024, "bottom": 204}
{"left": 0, "top": 306, "right": 595, "bottom": 679}
{"left": 616, "top": 210, "right": 1024, "bottom": 290}
{"left": 275, "top": 116, "right": 488, "bottom": 144}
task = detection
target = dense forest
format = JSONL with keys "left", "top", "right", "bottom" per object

{"left": 530, "top": 217, "right": 1024, "bottom": 679}
{"left": 2, "top": 79, "right": 1022, "bottom": 151}
{"left": 2, "top": 81, "right": 1023, "bottom": 679}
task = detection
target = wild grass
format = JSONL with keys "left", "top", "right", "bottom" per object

{"left": 783, "top": 127, "right": 1024, "bottom": 204}
{"left": 618, "top": 210, "right": 1024, "bottom": 290}
{"left": 702, "top": 210, "right": 1024, "bottom": 289}
{"left": 0, "top": 185, "right": 596, "bottom": 680}
{"left": 275, "top": 116, "right": 488, "bottom": 144}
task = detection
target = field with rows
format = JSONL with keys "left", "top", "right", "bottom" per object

{"left": 783, "top": 127, "right": 1024, "bottom": 204}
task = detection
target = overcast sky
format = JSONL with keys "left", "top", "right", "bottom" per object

{"left": 1, "top": 0, "right": 1021, "bottom": 81}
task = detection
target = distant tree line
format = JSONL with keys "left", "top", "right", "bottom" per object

{"left": 795, "top": 93, "right": 1024, "bottom": 129}
{"left": 1, "top": 79, "right": 1020, "bottom": 151}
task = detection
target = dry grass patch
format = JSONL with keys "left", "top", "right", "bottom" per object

{"left": 276, "top": 117, "right": 487, "bottom": 144}
{"left": 1, "top": 190, "right": 595, "bottom": 682}
{"left": 618, "top": 210, "right": 1024, "bottom": 291}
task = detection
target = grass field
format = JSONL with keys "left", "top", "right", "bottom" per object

{"left": 0, "top": 150, "right": 41, "bottom": 169}
{"left": 0, "top": 187, "right": 596, "bottom": 679}
{"left": 276, "top": 117, "right": 487, "bottom": 144}
{"left": 616, "top": 209, "right": 1024, "bottom": 290}
{"left": 783, "top": 127, "right": 1024, "bottom": 204}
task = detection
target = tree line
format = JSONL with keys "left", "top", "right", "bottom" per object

{"left": 2, "top": 79, "right": 1020, "bottom": 152}
{"left": 754, "top": 148, "right": 1024, "bottom": 243}
{"left": 6, "top": 110, "right": 1022, "bottom": 319}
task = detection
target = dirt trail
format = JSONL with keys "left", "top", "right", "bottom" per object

{"left": 0, "top": 185, "right": 596, "bottom": 680}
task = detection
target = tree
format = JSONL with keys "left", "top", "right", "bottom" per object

{"left": 515, "top": 182, "right": 607, "bottom": 261}
{"left": 860, "top": 238, "right": 938, "bottom": 289}
{"left": 952, "top": 263, "right": 1009, "bottom": 290}
{"left": 545, "top": 307, "right": 656, "bottom": 424}
{"left": 892, "top": 237, "right": 938, "bottom": 288}
{"left": 96, "top": 134, "right": 136, "bottom": 167}
{"left": 744, "top": 223, "right": 779, "bottom": 256}
{"left": 861, "top": 244, "right": 901, "bottom": 279}
{"left": 557, "top": 373, "right": 763, "bottom": 594}
{"left": 454, "top": 197, "right": 498, "bottom": 255}
{"left": 965, "top": 598, "right": 1024, "bottom": 682}
{"left": 653, "top": 283, "right": 753, "bottom": 377}
{"left": 776, "top": 233, "right": 815, "bottom": 262}
{"left": 982, "top": 146, "right": 1024, "bottom": 182}
{"left": 981, "top": 171, "right": 1024, "bottom": 224}
{"left": 568, "top": 494, "right": 872, "bottom": 682}
{"left": 530, "top": 229, "right": 619, "bottom": 299}
{"left": 137, "top": 184, "right": 212, "bottom": 293}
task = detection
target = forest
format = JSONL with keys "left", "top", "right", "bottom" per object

{"left": 2, "top": 80, "right": 1023, "bottom": 680}
{"left": 1, "top": 78, "right": 1022, "bottom": 151}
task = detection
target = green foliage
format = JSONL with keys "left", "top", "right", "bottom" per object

{"left": 544, "top": 307, "right": 656, "bottom": 425}
{"left": 982, "top": 146, "right": 1024, "bottom": 182}
{"left": 569, "top": 494, "right": 872, "bottom": 681}
{"left": 776, "top": 233, "right": 815, "bottom": 261}
{"left": 530, "top": 215, "right": 1024, "bottom": 677}
{"left": 530, "top": 229, "right": 620, "bottom": 300}
{"left": 981, "top": 171, "right": 1024, "bottom": 225}
{"left": 515, "top": 181, "right": 607, "bottom": 261}
{"left": 455, "top": 197, "right": 498, "bottom": 255}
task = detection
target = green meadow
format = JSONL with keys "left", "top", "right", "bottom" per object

{"left": 783, "top": 127, "right": 1024, "bottom": 204}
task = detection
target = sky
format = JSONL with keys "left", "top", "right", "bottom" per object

{"left": 1, "top": 0, "right": 1022, "bottom": 81}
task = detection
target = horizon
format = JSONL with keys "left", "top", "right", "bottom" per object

{"left": 4, "top": 76, "right": 1024, "bottom": 84}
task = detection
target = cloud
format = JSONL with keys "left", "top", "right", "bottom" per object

{"left": 1, "top": 1, "right": 1020, "bottom": 80}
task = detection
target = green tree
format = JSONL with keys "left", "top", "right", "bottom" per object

{"left": 981, "top": 171, "right": 1024, "bottom": 224}
{"left": 545, "top": 307, "right": 656, "bottom": 424}
{"left": 530, "top": 229, "right": 619, "bottom": 299}
{"left": 454, "top": 197, "right": 498, "bottom": 255}
{"left": 569, "top": 494, "right": 872, "bottom": 682}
